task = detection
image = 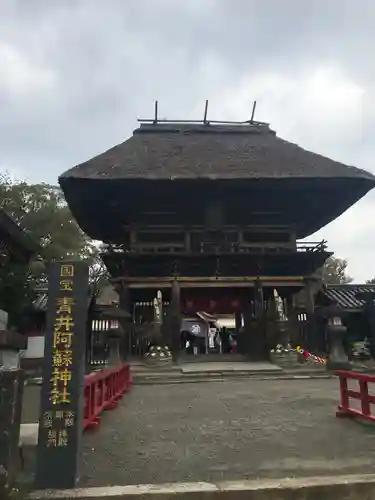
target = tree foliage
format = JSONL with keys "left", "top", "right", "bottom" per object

{"left": 0, "top": 174, "right": 108, "bottom": 326}
{"left": 319, "top": 256, "right": 353, "bottom": 285}
{"left": 0, "top": 174, "right": 88, "bottom": 260}
{"left": 88, "top": 244, "right": 110, "bottom": 295}
{"left": 366, "top": 277, "right": 375, "bottom": 284}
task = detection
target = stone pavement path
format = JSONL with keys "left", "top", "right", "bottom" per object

{"left": 80, "top": 379, "right": 375, "bottom": 487}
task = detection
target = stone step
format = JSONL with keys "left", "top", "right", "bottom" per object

{"left": 179, "top": 354, "right": 246, "bottom": 363}
{"left": 130, "top": 365, "right": 181, "bottom": 374}
{"left": 133, "top": 370, "right": 276, "bottom": 380}
{"left": 133, "top": 370, "right": 333, "bottom": 385}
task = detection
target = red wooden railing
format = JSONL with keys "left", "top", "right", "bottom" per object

{"left": 83, "top": 364, "right": 132, "bottom": 430}
{"left": 335, "top": 370, "right": 375, "bottom": 423}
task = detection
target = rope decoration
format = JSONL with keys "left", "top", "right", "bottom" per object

{"left": 295, "top": 345, "right": 327, "bottom": 365}
{"left": 271, "top": 344, "right": 327, "bottom": 365}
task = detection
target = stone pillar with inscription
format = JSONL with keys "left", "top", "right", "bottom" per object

{"left": 35, "top": 261, "right": 89, "bottom": 490}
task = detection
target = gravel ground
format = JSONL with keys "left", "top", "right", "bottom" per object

{"left": 77, "top": 379, "right": 375, "bottom": 487}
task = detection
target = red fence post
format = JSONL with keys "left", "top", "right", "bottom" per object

{"left": 337, "top": 372, "right": 349, "bottom": 417}
{"left": 83, "top": 364, "right": 131, "bottom": 431}
{"left": 335, "top": 370, "right": 375, "bottom": 423}
{"left": 360, "top": 380, "right": 371, "bottom": 417}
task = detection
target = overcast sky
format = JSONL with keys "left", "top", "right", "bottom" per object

{"left": 1, "top": 0, "right": 375, "bottom": 281}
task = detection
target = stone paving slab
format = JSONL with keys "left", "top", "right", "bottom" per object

{"left": 28, "top": 475, "right": 375, "bottom": 500}
{"left": 79, "top": 379, "right": 375, "bottom": 487}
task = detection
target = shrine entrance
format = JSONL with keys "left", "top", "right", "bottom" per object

{"left": 122, "top": 280, "right": 309, "bottom": 362}
{"left": 179, "top": 288, "right": 244, "bottom": 358}
{"left": 181, "top": 287, "right": 266, "bottom": 360}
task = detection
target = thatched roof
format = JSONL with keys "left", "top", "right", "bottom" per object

{"left": 60, "top": 122, "right": 375, "bottom": 182}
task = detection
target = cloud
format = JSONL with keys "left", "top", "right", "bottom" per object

{"left": 0, "top": 43, "right": 55, "bottom": 98}
{"left": 1, "top": 0, "right": 375, "bottom": 281}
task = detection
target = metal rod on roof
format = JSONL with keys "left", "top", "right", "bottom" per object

{"left": 203, "top": 100, "right": 209, "bottom": 123}
{"left": 154, "top": 101, "right": 158, "bottom": 124}
{"left": 208, "top": 119, "right": 269, "bottom": 126}
{"left": 250, "top": 101, "right": 257, "bottom": 122}
{"left": 138, "top": 119, "right": 201, "bottom": 123}
{"left": 137, "top": 118, "right": 269, "bottom": 126}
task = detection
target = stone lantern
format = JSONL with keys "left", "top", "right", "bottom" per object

{"left": 318, "top": 305, "right": 350, "bottom": 370}
{"left": 356, "top": 290, "right": 375, "bottom": 360}
{"left": 103, "top": 308, "right": 129, "bottom": 367}
{"left": 0, "top": 310, "right": 27, "bottom": 369}
{"left": 0, "top": 311, "right": 26, "bottom": 489}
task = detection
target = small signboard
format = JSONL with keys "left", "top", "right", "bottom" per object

{"left": 35, "top": 261, "right": 89, "bottom": 489}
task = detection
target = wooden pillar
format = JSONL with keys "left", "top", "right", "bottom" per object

{"left": 242, "top": 309, "right": 253, "bottom": 356}
{"left": 235, "top": 311, "right": 242, "bottom": 332}
{"left": 119, "top": 281, "right": 130, "bottom": 315}
{"left": 286, "top": 294, "right": 300, "bottom": 347}
{"left": 303, "top": 278, "right": 317, "bottom": 352}
{"left": 117, "top": 281, "right": 131, "bottom": 361}
{"left": 255, "top": 280, "right": 269, "bottom": 360}
{"left": 254, "top": 279, "right": 264, "bottom": 319}
{"left": 165, "top": 279, "right": 181, "bottom": 362}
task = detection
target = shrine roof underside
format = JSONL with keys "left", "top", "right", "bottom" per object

{"left": 102, "top": 248, "right": 332, "bottom": 281}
